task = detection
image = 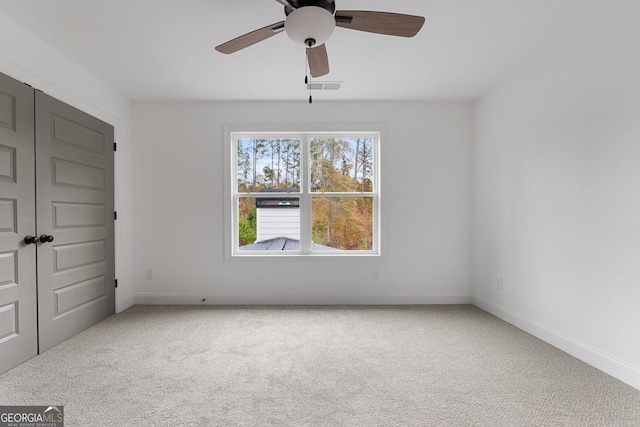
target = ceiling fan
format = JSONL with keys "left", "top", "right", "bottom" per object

{"left": 215, "top": 0, "right": 425, "bottom": 78}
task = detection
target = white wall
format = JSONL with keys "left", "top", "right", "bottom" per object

{"left": 133, "top": 101, "right": 473, "bottom": 305}
{"left": 473, "top": 1, "right": 640, "bottom": 390}
{"left": 0, "top": 13, "right": 134, "bottom": 312}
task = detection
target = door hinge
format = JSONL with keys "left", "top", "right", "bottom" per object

{"left": 114, "top": 211, "right": 117, "bottom": 220}
{"left": 115, "top": 279, "right": 118, "bottom": 288}
{"left": 114, "top": 142, "right": 117, "bottom": 151}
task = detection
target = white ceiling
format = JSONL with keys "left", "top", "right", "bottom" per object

{"left": 0, "top": 0, "right": 628, "bottom": 101}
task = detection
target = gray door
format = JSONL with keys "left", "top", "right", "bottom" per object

{"left": 35, "top": 91, "right": 115, "bottom": 352}
{"left": 0, "top": 74, "right": 38, "bottom": 373}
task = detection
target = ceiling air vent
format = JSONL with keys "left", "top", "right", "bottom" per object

{"left": 306, "top": 81, "right": 342, "bottom": 90}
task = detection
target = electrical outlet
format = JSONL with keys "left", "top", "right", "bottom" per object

{"left": 372, "top": 269, "right": 381, "bottom": 280}
{"left": 145, "top": 269, "right": 154, "bottom": 280}
{"left": 496, "top": 276, "right": 503, "bottom": 290}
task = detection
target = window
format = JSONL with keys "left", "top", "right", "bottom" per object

{"left": 228, "top": 131, "right": 380, "bottom": 257}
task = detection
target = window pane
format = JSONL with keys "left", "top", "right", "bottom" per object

{"left": 310, "top": 137, "right": 374, "bottom": 193}
{"left": 311, "top": 197, "right": 374, "bottom": 250}
{"left": 237, "top": 197, "right": 257, "bottom": 247}
{"left": 237, "top": 138, "right": 300, "bottom": 192}
{"left": 238, "top": 196, "right": 301, "bottom": 251}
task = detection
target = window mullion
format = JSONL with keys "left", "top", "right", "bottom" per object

{"left": 299, "top": 135, "right": 311, "bottom": 253}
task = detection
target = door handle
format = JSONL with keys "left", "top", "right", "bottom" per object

{"left": 24, "top": 235, "right": 40, "bottom": 245}
{"left": 39, "top": 234, "right": 55, "bottom": 244}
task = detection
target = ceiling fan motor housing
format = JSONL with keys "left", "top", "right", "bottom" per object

{"left": 285, "top": 6, "right": 336, "bottom": 47}
{"left": 284, "top": 0, "right": 336, "bottom": 16}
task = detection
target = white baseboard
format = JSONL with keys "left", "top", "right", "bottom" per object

{"left": 133, "top": 292, "right": 472, "bottom": 306}
{"left": 472, "top": 295, "right": 640, "bottom": 391}
{"left": 116, "top": 293, "right": 134, "bottom": 313}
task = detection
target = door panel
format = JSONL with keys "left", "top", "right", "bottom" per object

{"left": 35, "top": 91, "right": 114, "bottom": 352}
{"left": 0, "top": 73, "right": 37, "bottom": 373}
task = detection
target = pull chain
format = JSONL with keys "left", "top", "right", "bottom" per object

{"left": 304, "top": 55, "right": 312, "bottom": 104}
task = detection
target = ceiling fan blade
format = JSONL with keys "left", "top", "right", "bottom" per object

{"left": 307, "top": 44, "right": 330, "bottom": 78}
{"left": 215, "top": 21, "right": 285, "bottom": 54}
{"left": 335, "top": 11, "right": 425, "bottom": 37}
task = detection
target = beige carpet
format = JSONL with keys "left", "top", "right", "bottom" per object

{"left": 1, "top": 305, "right": 639, "bottom": 426}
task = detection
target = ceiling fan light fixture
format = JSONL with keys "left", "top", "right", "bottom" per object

{"left": 285, "top": 6, "right": 335, "bottom": 47}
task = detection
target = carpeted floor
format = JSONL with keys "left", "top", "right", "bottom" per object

{"left": 1, "top": 305, "right": 639, "bottom": 426}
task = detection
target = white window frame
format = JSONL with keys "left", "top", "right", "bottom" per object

{"left": 223, "top": 124, "right": 383, "bottom": 261}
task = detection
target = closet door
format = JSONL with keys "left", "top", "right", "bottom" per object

{"left": 0, "top": 73, "right": 37, "bottom": 373}
{"left": 35, "top": 91, "right": 115, "bottom": 352}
